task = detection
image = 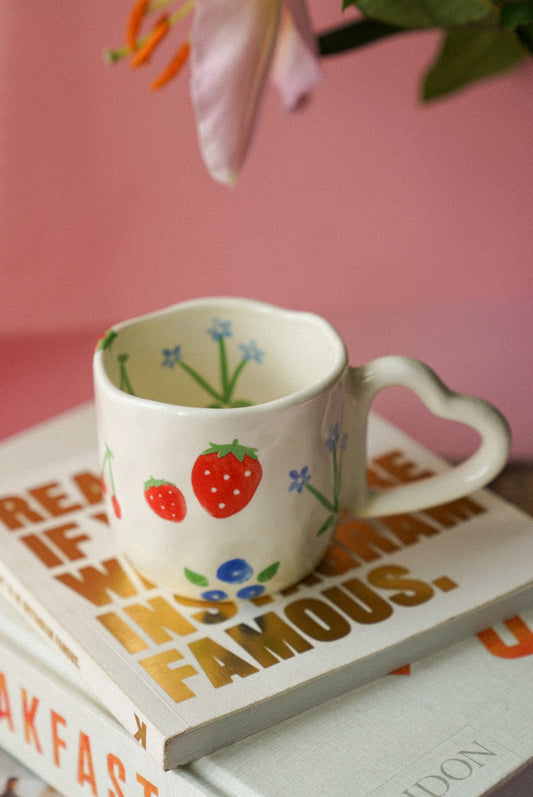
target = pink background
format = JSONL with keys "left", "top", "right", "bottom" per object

{"left": 2, "top": 3, "right": 532, "bottom": 460}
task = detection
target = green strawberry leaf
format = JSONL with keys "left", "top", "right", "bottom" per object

{"left": 257, "top": 561, "right": 281, "bottom": 583}
{"left": 144, "top": 476, "right": 176, "bottom": 491}
{"left": 422, "top": 27, "right": 527, "bottom": 101}
{"left": 201, "top": 439, "right": 259, "bottom": 462}
{"left": 184, "top": 568, "right": 209, "bottom": 587}
{"left": 343, "top": 0, "right": 492, "bottom": 29}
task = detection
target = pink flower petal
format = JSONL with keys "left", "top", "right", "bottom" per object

{"left": 190, "top": 0, "right": 281, "bottom": 185}
{"left": 272, "top": 2, "right": 323, "bottom": 111}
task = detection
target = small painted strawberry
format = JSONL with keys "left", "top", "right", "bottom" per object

{"left": 144, "top": 477, "right": 187, "bottom": 522}
{"left": 112, "top": 495, "right": 122, "bottom": 519}
{"left": 191, "top": 440, "right": 262, "bottom": 518}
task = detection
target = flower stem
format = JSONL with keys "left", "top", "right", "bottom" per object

{"left": 317, "top": 513, "right": 336, "bottom": 537}
{"left": 226, "top": 358, "right": 248, "bottom": 404}
{"left": 177, "top": 361, "right": 224, "bottom": 404}
{"left": 118, "top": 354, "right": 135, "bottom": 395}
{"left": 219, "top": 337, "right": 230, "bottom": 401}
{"left": 317, "top": 19, "right": 404, "bottom": 57}
{"left": 332, "top": 446, "right": 340, "bottom": 509}
{"left": 304, "top": 483, "right": 337, "bottom": 514}
{"left": 102, "top": 444, "right": 117, "bottom": 496}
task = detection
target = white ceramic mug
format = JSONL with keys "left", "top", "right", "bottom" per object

{"left": 93, "top": 297, "right": 510, "bottom": 600}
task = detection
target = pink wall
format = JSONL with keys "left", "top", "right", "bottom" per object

{"left": 1, "top": 3, "right": 532, "bottom": 457}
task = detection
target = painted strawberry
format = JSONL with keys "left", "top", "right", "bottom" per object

{"left": 112, "top": 495, "right": 122, "bottom": 519}
{"left": 144, "top": 477, "right": 187, "bottom": 522}
{"left": 191, "top": 440, "right": 262, "bottom": 518}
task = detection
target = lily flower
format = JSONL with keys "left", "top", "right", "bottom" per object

{"left": 190, "top": 0, "right": 323, "bottom": 186}
{"left": 113, "top": 0, "right": 323, "bottom": 186}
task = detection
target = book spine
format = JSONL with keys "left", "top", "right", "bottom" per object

{"left": 0, "top": 556, "right": 176, "bottom": 768}
{"left": 0, "top": 639, "right": 207, "bottom": 797}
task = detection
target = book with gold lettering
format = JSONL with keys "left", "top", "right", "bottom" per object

{"left": 1, "top": 565, "right": 533, "bottom": 797}
{"left": 1, "top": 403, "right": 533, "bottom": 771}
{"left": 0, "top": 573, "right": 532, "bottom": 797}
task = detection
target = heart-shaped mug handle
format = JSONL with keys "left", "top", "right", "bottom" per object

{"left": 349, "top": 356, "right": 510, "bottom": 517}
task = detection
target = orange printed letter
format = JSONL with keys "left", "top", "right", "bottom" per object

{"left": 136, "top": 773, "right": 159, "bottom": 795}
{"left": 22, "top": 689, "right": 42, "bottom": 753}
{"left": 51, "top": 710, "right": 67, "bottom": 767}
{"left": 478, "top": 616, "right": 533, "bottom": 659}
{"left": 77, "top": 731, "right": 97, "bottom": 795}
{"left": 107, "top": 753, "right": 126, "bottom": 797}
{"left": 0, "top": 673, "right": 14, "bottom": 731}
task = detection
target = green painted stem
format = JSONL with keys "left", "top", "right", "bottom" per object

{"left": 226, "top": 358, "right": 248, "bottom": 403}
{"left": 102, "top": 444, "right": 116, "bottom": 495}
{"left": 118, "top": 354, "right": 135, "bottom": 395}
{"left": 304, "top": 483, "right": 337, "bottom": 514}
{"left": 177, "top": 361, "right": 224, "bottom": 404}
{"left": 219, "top": 338, "right": 230, "bottom": 401}
{"left": 333, "top": 447, "right": 340, "bottom": 509}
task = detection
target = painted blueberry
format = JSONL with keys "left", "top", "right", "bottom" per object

{"left": 201, "top": 589, "right": 228, "bottom": 602}
{"left": 236, "top": 584, "right": 266, "bottom": 599}
{"left": 217, "top": 558, "right": 254, "bottom": 584}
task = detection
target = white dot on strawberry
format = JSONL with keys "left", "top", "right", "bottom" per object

{"left": 244, "top": 471, "right": 251, "bottom": 477}
{"left": 211, "top": 487, "right": 217, "bottom": 493}
{"left": 233, "top": 489, "right": 240, "bottom": 495}
{"left": 223, "top": 474, "right": 230, "bottom": 480}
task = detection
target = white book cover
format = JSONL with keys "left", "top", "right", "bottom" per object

{"left": 0, "top": 594, "right": 213, "bottom": 796}
{"left": 0, "top": 745, "right": 64, "bottom": 797}
{"left": 0, "top": 404, "right": 532, "bottom": 770}
{"left": 0, "top": 557, "right": 532, "bottom": 796}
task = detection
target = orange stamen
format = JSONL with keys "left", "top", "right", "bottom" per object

{"left": 126, "top": 0, "right": 152, "bottom": 53}
{"left": 150, "top": 40, "right": 191, "bottom": 90}
{"left": 130, "top": 14, "right": 170, "bottom": 67}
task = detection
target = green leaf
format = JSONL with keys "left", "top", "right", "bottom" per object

{"left": 184, "top": 568, "right": 209, "bottom": 587}
{"left": 143, "top": 476, "right": 176, "bottom": 491}
{"left": 501, "top": 0, "right": 533, "bottom": 51}
{"left": 344, "top": 0, "right": 492, "bottom": 29}
{"left": 517, "top": 24, "right": 533, "bottom": 51}
{"left": 96, "top": 329, "right": 117, "bottom": 351}
{"left": 257, "top": 561, "right": 281, "bottom": 583}
{"left": 318, "top": 19, "right": 403, "bottom": 56}
{"left": 201, "top": 439, "right": 258, "bottom": 462}
{"left": 422, "top": 27, "right": 527, "bottom": 101}
{"left": 501, "top": 1, "right": 533, "bottom": 30}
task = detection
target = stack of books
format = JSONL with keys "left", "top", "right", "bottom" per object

{"left": 0, "top": 403, "right": 532, "bottom": 796}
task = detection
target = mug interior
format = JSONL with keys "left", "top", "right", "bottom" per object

{"left": 99, "top": 299, "right": 345, "bottom": 408}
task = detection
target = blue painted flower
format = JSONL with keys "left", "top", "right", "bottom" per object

{"left": 217, "top": 558, "right": 253, "bottom": 584}
{"left": 288, "top": 466, "right": 311, "bottom": 494}
{"left": 201, "top": 589, "right": 228, "bottom": 602}
{"left": 207, "top": 318, "right": 232, "bottom": 341}
{"left": 237, "top": 584, "right": 266, "bottom": 599}
{"left": 325, "top": 423, "right": 340, "bottom": 452}
{"left": 239, "top": 340, "right": 265, "bottom": 364}
{"left": 161, "top": 345, "right": 182, "bottom": 368}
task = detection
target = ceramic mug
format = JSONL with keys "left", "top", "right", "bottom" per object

{"left": 93, "top": 297, "right": 510, "bottom": 601}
